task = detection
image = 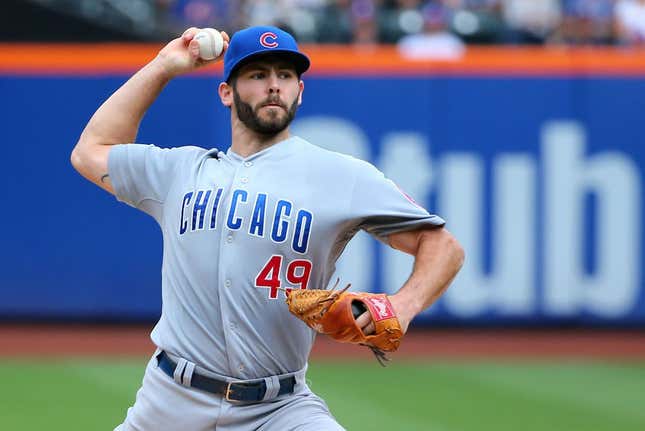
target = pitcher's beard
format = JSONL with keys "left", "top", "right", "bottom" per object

{"left": 234, "top": 90, "right": 300, "bottom": 136}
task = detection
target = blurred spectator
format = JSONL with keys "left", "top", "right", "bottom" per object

{"left": 170, "top": 0, "right": 233, "bottom": 29}
{"left": 316, "top": 0, "right": 355, "bottom": 43}
{"left": 243, "top": 0, "right": 287, "bottom": 27}
{"left": 500, "top": 0, "right": 562, "bottom": 44}
{"left": 351, "top": 0, "right": 379, "bottom": 44}
{"left": 398, "top": 1, "right": 465, "bottom": 58}
{"left": 553, "top": 0, "right": 614, "bottom": 45}
{"left": 283, "top": 0, "right": 326, "bottom": 42}
{"left": 379, "top": 0, "right": 426, "bottom": 43}
{"left": 615, "top": 0, "right": 645, "bottom": 44}
{"left": 445, "top": 0, "right": 507, "bottom": 44}
{"left": 318, "top": 0, "right": 379, "bottom": 45}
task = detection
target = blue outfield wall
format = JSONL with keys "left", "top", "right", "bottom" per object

{"left": 0, "top": 73, "right": 643, "bottom": 325}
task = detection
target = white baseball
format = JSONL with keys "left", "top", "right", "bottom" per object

{"left": 194, "top": 28, "right": 224, "bottom": 60}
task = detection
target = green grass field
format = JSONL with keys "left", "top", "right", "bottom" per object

{"left": 0, "top": 358, "right": 643, "bottom": 430}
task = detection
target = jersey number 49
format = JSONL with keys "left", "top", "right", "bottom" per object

{"left": 255, "top": 255, "right": 312, "bottom": 299}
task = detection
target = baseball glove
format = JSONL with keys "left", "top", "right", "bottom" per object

{"left": 285, "top": 280, "right": 403, "bottom": 366}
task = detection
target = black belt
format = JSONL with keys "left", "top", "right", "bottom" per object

{"left": 156, "top": 351, "right": 296, "bottom": 402}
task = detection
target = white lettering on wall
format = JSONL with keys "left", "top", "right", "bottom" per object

{"left": 440, "top": 153, "right": 536, "bottom": 316}
{"left": 543, "top": 122, "right": 641, "bottom": 317}
{"left": 293, "top": 116, "right": 642, "bottom": 318}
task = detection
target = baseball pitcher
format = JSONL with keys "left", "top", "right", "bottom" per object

{"left": 71, "top": 25, "right": 464, "bottom": 431}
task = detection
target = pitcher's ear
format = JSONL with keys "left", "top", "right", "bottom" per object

{"left": 219, "top": 82, "right": 233, "bottom": 107}
{"left": 297, "top": 80, "right": 304, "bottom": 105}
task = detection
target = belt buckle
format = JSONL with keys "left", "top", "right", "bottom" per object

{"left": 225, "top": 380, "right": 266, "bottom": 403}
{"left": 225, "top": 381, "right": 239, "bottom": 402}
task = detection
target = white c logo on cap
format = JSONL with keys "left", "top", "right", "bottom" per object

{"left": 260, "top": 32, "right": 279, "bottom": 48}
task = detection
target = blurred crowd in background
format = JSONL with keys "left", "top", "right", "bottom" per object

{"left": 8, "top": 0, "right": 645, "bottom": 48}
{"left": 161, "top": 0, "right": 645, "bottom": 46}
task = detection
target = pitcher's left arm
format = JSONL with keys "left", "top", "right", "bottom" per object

{"left": 356, "top": 227, "right": 465, "bottom": 334}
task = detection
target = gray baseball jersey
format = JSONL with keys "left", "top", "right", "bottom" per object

{"left": 108, "top": 135, "right": 445, "bottom": 379}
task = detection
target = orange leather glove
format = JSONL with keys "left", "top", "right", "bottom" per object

{"left": 286, "top": 283, "right": 403, "bottom": 365}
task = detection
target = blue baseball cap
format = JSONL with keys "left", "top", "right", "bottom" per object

{"left": 223, "top": 26, "right": 310, "bottom": 82}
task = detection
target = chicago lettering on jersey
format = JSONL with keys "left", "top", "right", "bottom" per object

{"left": 179, "top": 188, "right": 313, "bottom": 254}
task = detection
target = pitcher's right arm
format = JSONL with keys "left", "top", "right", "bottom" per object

{"left": 70, "top": 28, "right": 229, "bottom": 194}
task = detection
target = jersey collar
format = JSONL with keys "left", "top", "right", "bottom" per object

{"left": 226, "top": 136, "right": 301, "bottom": 162}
